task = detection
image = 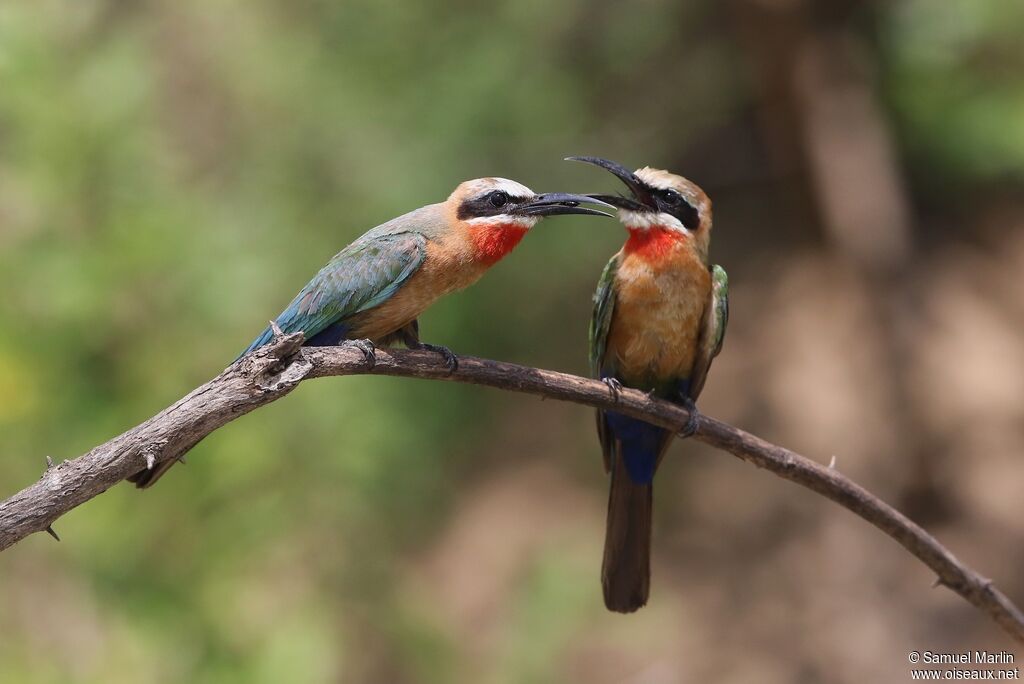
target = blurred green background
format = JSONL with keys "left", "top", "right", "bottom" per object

{"left": 2, "top": 0, "right": 1023, "bottom": 682}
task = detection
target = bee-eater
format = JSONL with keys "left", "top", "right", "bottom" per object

{"left": 128, "top": 177, "right": 610, "bottom": 488}
{"left": 570, "top": 156, "right": 729, "bottom": 613}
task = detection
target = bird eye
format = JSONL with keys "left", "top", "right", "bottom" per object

{"left": 661, "top": 190, "right": 682, "bottom": 207}
{"left": 488, "top": 191, "right": 509, "bottom": 208}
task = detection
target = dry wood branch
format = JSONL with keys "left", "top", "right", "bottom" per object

{"left": 1, "top": 336, "right": 1022, "bottom": 644}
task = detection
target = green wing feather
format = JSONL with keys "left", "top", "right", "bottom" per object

{"left": 688, "top": 264, "right": 729, "bottom": 399}
{"left": 590, "top": 253, "right": 621, "bottom": 377}
{"left": 590, "top": 253, "right": 621, "bottom": 473}
{"left": 242, "top": 232, "right": 426, "bottom": 355}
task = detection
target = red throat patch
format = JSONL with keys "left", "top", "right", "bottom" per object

{"left": 623, "top": 226, "right": 680, "bottom": 261}
{"left": 470, "top": 223, "right": 529, "bottom": 265}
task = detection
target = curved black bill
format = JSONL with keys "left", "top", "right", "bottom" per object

{"left": 564, "top": 156, "right": 654, "bottom": 211}
{"left": 520, "top": 192, "right": 613, "bottom": 217}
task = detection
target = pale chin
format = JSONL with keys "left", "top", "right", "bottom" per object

{"left": 618, "top": 209, "right": 687, "bottom": 232}
{"left": 464, "top": 214, "right": 538, "bottom": 228}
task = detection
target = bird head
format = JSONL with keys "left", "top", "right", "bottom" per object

{"left": 449, "top": 177, "right": 611, "bottom": 227}
{"left": 566, "top": 157, "right": 712, "bottom": 254}
{"left": 447, "top": 177, "right": 612, "bottom": 264}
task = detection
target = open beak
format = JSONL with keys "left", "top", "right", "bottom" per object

{"left": 518, "top": 192, "right": 613, "bottom": 217}
{"left": 564, "top": 156, "right": 654, "bottom": 211}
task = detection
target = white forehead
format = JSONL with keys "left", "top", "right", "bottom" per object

{"left": 463, "top": 177, "right": 534, "bottom": 198}
{"left": 635, "top": 167, "right": 681, "bottom": 192}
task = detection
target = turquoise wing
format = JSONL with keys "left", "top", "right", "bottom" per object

{"left": 589, "top": 253, "right": 621, "bottom": 377}
{"left": 241, "top": 232, "right": 426, "bottom": 356}
{"left": 590, "top": 253, "right": 621, "bottom": 473}
{"left": 688, "top": 264, "right": 729, "bottom": 399}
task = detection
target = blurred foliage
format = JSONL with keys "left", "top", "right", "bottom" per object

{"left": 883, "top": 0, "right": 1024, "bottom": 180}
{"left": 1, "top": 1, "right": 1023, "bottom": 682}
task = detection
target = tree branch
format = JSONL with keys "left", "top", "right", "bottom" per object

{"left": 2, "top": 334, "right": 1022, "bottom": 644}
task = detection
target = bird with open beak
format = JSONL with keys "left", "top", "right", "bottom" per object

{"left": 569, "top": 156, "right": 729, "bottom": 613}
{"left": 128, "top": 176, "right": 611, "bottom": 487}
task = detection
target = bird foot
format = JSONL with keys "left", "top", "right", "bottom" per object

{"left": 602, "top": 377, "right": 623, "bottom": 401}
{"left": 417, "top": 343, "right": 458, "bottom": 374}
{"left": 677, "top": 396, "right": 701, "bottom": 438}
{"left": 343, "top": 338, "right": 377, "bottom": 370}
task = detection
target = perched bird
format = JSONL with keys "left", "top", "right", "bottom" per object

{"left": 570, "top": 156, "right": 729, "bottom": 613}
{"left": 128, "top": 177, "right": 610, "bottom": 488}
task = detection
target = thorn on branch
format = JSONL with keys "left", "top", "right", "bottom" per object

{"left": 932, "top": 576, "right": 961, "bottom": 591}
{"left": 255, "top": 332, "right": 312, "bottom": 391}
{"left": 44, "top": 525, "right": 60, "bottom": 542}
{"left": 246, "top": 324, "right": 308, "bottom": 391}
{"left": 40, "top": 456, "right": 62, "bottom": 484}
{"left": 263, "top": 325, "right": 305, "bottom": 362}
{"left": 829, "top": 455, "right": 837, "bottom": 469}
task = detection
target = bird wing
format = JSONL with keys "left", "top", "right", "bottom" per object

{"left": 590, "top": 252, "right": 621, "bottom": 473}
{"left": 590, "top": 252, "right": 621, "bottom": 377}
{"left": 242, "top": 232, "right": 426, "bottom": 355}
{"left": 688, "top": 264, "right": 729, "bottom": 400}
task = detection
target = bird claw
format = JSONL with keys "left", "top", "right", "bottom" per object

{"left": 344, "top": 338, "right": 377, "bottom": 369}
{"left": 678, "top": 397, "right": 701, "bottom": 438}
{"left": 602, "top": 377, "right": 623, "bottom": 401}
{"left": 419, "top": 343, "right": 458, "bottom": 374}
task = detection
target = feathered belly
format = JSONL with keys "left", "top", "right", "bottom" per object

{"left": 607, "top": 254, "right": 711, "bottom": 388}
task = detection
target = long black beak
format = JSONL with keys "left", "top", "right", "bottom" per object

{"left": 564, "top": 156, "right": 654, "bottom": 211}
{"left": 518, "top": 192, "right": 613, "bottom": 217}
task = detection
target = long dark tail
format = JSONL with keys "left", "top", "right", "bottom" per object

{"left": 602, "top": 446, "right": 653, "bottom": 613}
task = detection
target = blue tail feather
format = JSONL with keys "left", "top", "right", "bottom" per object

{"left": 604, "top": 411, "right": 667, "bottom": 484}
{"left": 305, "top": 322, "right": 351, "bottom": 347}
{"left": 235, "top": 321, "right": 351, "bottom": 362}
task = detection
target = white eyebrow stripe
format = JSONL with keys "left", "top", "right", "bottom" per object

{"left": 463, "top": 177, "right": 535, "bottom": 198}
{"left": 639, "top": 177, "right": 676, "bottom": 191}
{"left": 634, "top": 167, "right": 680, "bottom": 192}
{"left": 490, "top": 178, "right": 533, "bottom": 196}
